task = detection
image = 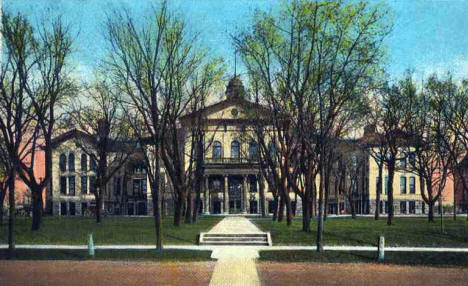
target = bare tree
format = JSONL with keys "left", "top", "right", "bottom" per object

{"left": 68, "top": 78, "right": 133, "bottom": 223}
{"left": 235, "top": 1, "right": 391, "bottom": 251}
{"left": 0, "top": 12, "right": 37, "bottom": 255}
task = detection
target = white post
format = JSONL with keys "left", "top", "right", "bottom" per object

{"left": 88, "top": 233, "right": 95, "bottom": 257}
{"left": 378, "top": 235, "right": 384, "bottom": 261}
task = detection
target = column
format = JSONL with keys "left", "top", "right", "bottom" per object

{"left": 224, "top": 175, "right": 229, "bottom": 214}
{"left": 243, "top": 175, "right": 249, "bottom": 214}
{"left": 256, "top": 175, "right": 261, "bottom": 214}
{"left": 204, "top": 176, "right": 210, "bottom": 214}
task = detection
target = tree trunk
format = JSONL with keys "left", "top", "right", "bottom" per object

{"left": 284, "top": 190, "right": 293, "bottom": 226}
{"left": 278, "top": 196, "right": 284, "bottom": 222}
{"left": 272, "top": 194, "right": 279, "bottom": 221}
{"left": 174, "top": 193, "right": 184, "bottom": 226}
{"left": 95, "top": 195, "right": 102, "bottom": 223}
{"left": 192, "top": 191, "right": 200, "bottom": 223}
{"left": 387, "top": 161, "right": 395, "bottom": 226}
{"left": 428, "top": 200, "right": 435, "bottom": 222}
{"left": 259, "top": 176, "right": 266, "bottom": 217}
{"left": 316, "top": 165, "right": 325, "bottom": 252}
{"left": 375, "top": 165, "right": 383, "bottom": 220}
{"left": 302, "top": 192, "right": 310, "bottom": 232}
{"left": 31, "top": 188, "right": 44, "bottom": 231}
{"left": 184, "top": 190, "right": 193, "bottom": 224}
{"left": 0, "top": 187, "right": 6, "bottom": 226}
{"left": 8, "top": 169, "right": 16, "bottom": 257}
{"left": 453, "top": 179, "right": 456, "bottom": 221}
{"left": 349, "top": 195, "right": 356, "bottom": 219}
{"left": 151, "top": 179, "right": 163, "bottom": 250}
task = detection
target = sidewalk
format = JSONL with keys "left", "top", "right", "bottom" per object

{"left": 2, "top": 244, "right": 468, "bottom": 252}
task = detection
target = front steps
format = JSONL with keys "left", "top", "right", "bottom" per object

{"left": 199, "top": 232, "right": 272, "bottom": 246}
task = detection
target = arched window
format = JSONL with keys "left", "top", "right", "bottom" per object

{"left": 231, "top": 140, "right": 240, "bottom": 158}
{"left": 212, "top": 141, "right": 222, "bottom": 159}
{"left": 81, "top": 154, "right": 87, "bottom": 172}
{"left": 90, "top": 157, "right": 97, "bottom": 171}
{"left": 59, "top": 154, "right": 67, "bottom": 172}
{"left": 249, "top": 141, "right": 258, "bottom": 159}
{"left": 68, "top": 153, "right": 75, "bottom": 172}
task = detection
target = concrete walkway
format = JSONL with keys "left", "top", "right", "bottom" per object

{"left": 207, "top": 216, "right": 264, "bottom": 234}
{"left": 207, "top": 216, "right": 262, "bottom": 286}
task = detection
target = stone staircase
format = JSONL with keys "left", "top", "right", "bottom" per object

{"left": 199, "top": 232, "right": 272, "bottom": 246}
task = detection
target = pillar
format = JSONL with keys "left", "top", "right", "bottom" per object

{"left": 243, "top": 175, "right": 249, "bottom": 214}
{"left": 224, "top": 175, "right": 229, "bottom": 214}
{"left": 204, "top": 176, "right": 210, "bottom": 214}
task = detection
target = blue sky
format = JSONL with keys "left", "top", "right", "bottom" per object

{"left": 5, "top": 0, "right": 468, "bottom": 82}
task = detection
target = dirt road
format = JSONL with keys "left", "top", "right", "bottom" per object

{"left": 0, "top": 260, "right": 215, "bottom": 286}
{"left": 258, "top": 262, "right": 468, "bottom": 286}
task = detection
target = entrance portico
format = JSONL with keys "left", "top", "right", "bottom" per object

{"left": 203, "top": 172, "right": 264, "bottom": 215}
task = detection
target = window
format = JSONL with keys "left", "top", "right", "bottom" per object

{"left": 60, "top": 202, "right": 67, "bottom": 215}
{"left": 231, "top": 140, "right": 240, "bottom": 158}
{"left": 90, "top": 157, "right": 97, "bottom": 171}
{"left": 249, "top": 141, "right": 258, "bottom": 160}
{"left": 409, "top": 201, "right": 416, "bottom": 214}
{"left": 114, "top": 177, "right": 121, "bottom": 196}
{"left": 400, "top": 176, "right": 407, "bottom": 194}
{"left": 213, "top": 141, "right": 222, "bottom": 159}
{"left": 60, "top": 176, "right": 67, "bottom": 194}
{"left": 400, "top": 201, "right": 407, "bottom": 214}
{"left": 249, "top": 176, "right": 257, "bottom": 192}
{"left": 352, "top": 155, "right": 358, "bottom": 166}
{"left": 59, "top": 154, "right": 67, "bottom": 172}
{"left": 141, "top": 179, "right": 147, "bottom": 195}
{"left": 68, "top": 153, "right": 75, "bottom": 172}
{"left": 410, "top": 177, "right": 416, "bottom": 194}
{"left": 68, "top": 176, "right": 75, "bottom": 196}
{"left": 81, "top": 154, "right": 87, "bottom": 172}
{"left": 212, "top": 179, "right": 221, "bottom": 190}
{"left": 409, "top": 152, "right": 416, "bottom": 166}
{"left": 133, "top": 179, "right": 147, "bottom": 197}
{"left": 385, "top": 176, "right": 389, "bottom": 194}
{"left": 422, "top": 202, "right": 426, "bottom": 214}
{"left": 89, "top": 176, "right": 96, "bottom": 194}
{"left": 351, "top": 178, "right": 358, "bottom": 193}
{"left": 81, "top": 176, "right": 88, "bottom": 194}
{"left": 385, "top": 201, "right": 389, "bottom": 213}
{"left": 69, "top": 202, "right": 76, "bottom": 216}
{"left": 400, "top": 157, "right": 407, "bottom": 169}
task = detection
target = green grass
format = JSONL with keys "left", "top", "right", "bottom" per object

{"left": 252, "top": 217, "right": 468, "bottom": 247}
{"left": 0, "top": 249, "right": 212, "bottom": 262}
{"left": 259, "top": 250, "right": 468, "bottom": 267}
{"left": 0, "top": 216, "right": 222, "bottom": 245}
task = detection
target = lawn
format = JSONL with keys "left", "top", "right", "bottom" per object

{"left": 252, "top": 217, "right": 468, "bottom": 247}
{"left": 259, "top": 250, "right": 468, "bottom": 267}
{"left": 0, "top": 249, "right": 212, "bottom": 261}
{"left": 0, "top": 216, "right": 222, "bottom": 245}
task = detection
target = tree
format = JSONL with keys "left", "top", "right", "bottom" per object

{"left": 0, "top": 12, "right": 37, "bottom": 255}
{"left": 405, "top": 74, "right": 456, "bottom": 222}
{"left": 235, "top": 0, "right": 391, "bottom": 250}
{"left": 68, "top": 78, "right": 133, "bottom": 223}
{"left": 0, "top": 138, "right": 9, "bottom": 226}
{"left": 442, "top": 79, "right": 468, "bottom": 220}
{"left": 17, "top": 16, "right": 74, "bottom": 231}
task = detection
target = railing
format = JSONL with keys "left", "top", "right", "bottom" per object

{"left": 205, "top": 157, "right": 259, "bottom": 164}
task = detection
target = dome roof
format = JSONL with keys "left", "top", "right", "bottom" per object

{"left": 225, "top": 75, "right": 245, "bottom": 99}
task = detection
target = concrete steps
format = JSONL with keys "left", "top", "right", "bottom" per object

{"left": 199, "top": 232, "right": 272, "bottom": 246}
